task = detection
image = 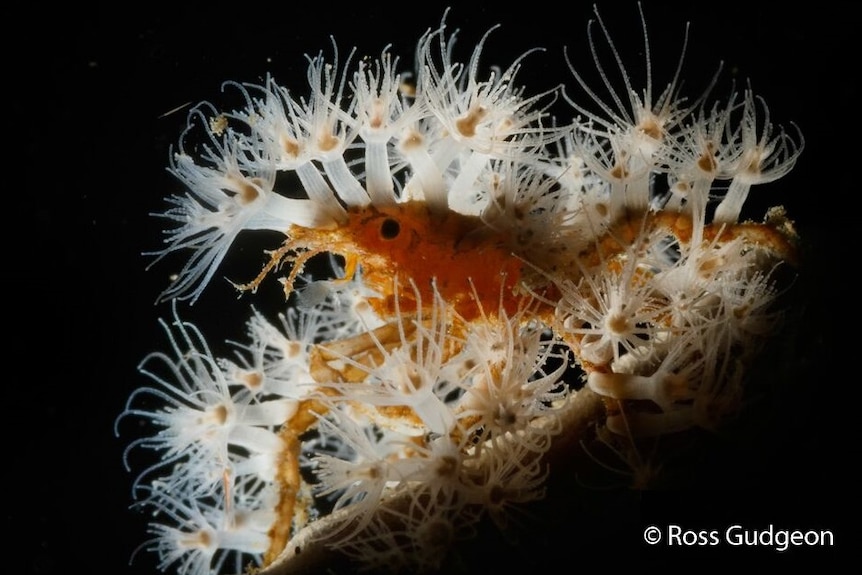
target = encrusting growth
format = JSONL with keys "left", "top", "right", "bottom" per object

{"left": 117, "top": 6, "right": 802, "bottom": 574}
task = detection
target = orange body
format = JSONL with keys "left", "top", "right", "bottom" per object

{"left": 337, "top": 202, "right": 527, "bottom": 321}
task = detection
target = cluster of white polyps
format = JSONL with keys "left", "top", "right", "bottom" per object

{"left": 117, "top": 9, "right": 802, "bottom": 575}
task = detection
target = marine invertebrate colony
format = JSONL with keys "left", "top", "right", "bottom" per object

{"left": 117, "top": 6, "right": 802, "bottom": 574}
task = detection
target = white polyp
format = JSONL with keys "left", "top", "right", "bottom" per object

{"left": 322, "top": 156, "right": 372, "bottom": 208}
{"left": 588, "top": 371, "right": 655, "bottom": 402}
{"left": 244, "top": 192, "right": 337, "bottom": 231}
{"left": 399, "top": 138, "right": 447, "bottom": 208}
{"left": 447, "top": 150, "right": 490, "bottom": 209}
{"left": 236, "top": 399, "right": 298, "bottom": 427}
{"left": 622, "top": 156, "right": 654, "bottom": 211}
{"left": 214, "top": 526, "right": 272, "bottom": 555}
{"left": 227, "top": 425, "right": 284, "bottom": 455}
{"left": 363, "top": 139, "right": 397, "bottom": 204}
{"left": 296, "top": 162, "right": 348, "bottom": 223}
{"left": 587, "top": 370, "right": 694, "bottom": 413}
{"left": 712, "top": 177, "right": 750, "bottom": 223}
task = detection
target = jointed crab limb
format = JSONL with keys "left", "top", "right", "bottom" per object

{"left": 258, "top": 388, "right": 606, "bottom": 575}
{"left": 265, "top": 398, "right": 331, "bottom": 565}
{"left": 234, "top": 233, "right": 353, "bottom": 300}
{"left": 576, "top": 209, "right": 799, "bottom": 272}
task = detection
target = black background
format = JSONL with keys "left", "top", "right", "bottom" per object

{"left": 16, "top": 1, "right": 852, "bottom": 573}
